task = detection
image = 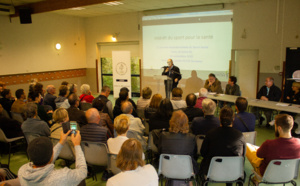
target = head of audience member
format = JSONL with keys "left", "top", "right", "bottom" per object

{"left": 68, "top": 93, "right": 79, "bottom": 108}
{"left": 274, "top": 114, "right": 293, "bottom": 138}
{"left": 228, "top": 76, "right": 237, "bottom": 86}
{"left": 219, "top": 107, "right": 234, "bottom": 127}
{"left": 0, "top": 104, "right": 3, "bottom": 116}
{"left": 86, "top": 108, "right": 101, "bottom": 124}
{"left": 235, "top": 97, "right": 248, "bottom": 113}
{"left": 53, "top": 108, "right": 69, "bottom": 124}
{"left": 68, "top": 84, "right": 77, "bottom": 95}
{"left": 208, "top": 73, "right": 216, "bottom": 84}
{"left": 1, "top": 89, "right": 12, "bottom": 99}
{"left": 116, "top": 138, "right": 145, "bottom": 171}
{"left": 92, "top": 99, "right": 105, "bottom": 112}
{"left": 101, "top": 86, "right": 111, "bottom": 97}
{"left": 172, "top": 87, "right": 183, "bottom": 99}
{"left": 202, "top": 98, "right": 216, "bottom": 116}
{"left": 27, "top": 137, "right": 53, "bottom": 167}
{"left": 119, "top": 89, "right": 129, "bottom": 102}
{"left": 15, "top": 89, "right": 26, "bottom": 101}
{"left": 46, "top": 85, "right": 55, "bottom": 95}
{"left": 149, "top": 94, "right": 162, "bottom": 109}
{"left": 58, "top": 85, "right": 69, "bottom": 97}
{"left": 167, "top": 59, "right": 173, "bottom": 67}
{"left": 24, "top": 102, "right": 38, "bottom": 119}
{"left": 186, "top": 93, "right": 197, "bottom": 107}
{"left": 61, "top": 81, "right": 69, "bottom": 86}
{"left": 29, "top": 78, "right": 38, "bottom": 93}
{"left": 80, "top": 84, "right": 91, "bottom": 95}
{"left": 292, "top": 82, "right": 300, "bottom": 93}
{"left": 199, "top": 88, "right": 208, "bottom": 98}
{"left": 121, "top": 101, "right": 133, "bottom": 115}
{"left": 0, "top": 81, "right": 6, "bottom": 93}
{"left": 265, "top": 77, "right": 274, "bottom": 88}
{"left": 28, "top": 91, "right": 41, "bottom": 103}
{"left": 157, "top": 98, "right": 173, "bottom": 119}
{"left": 114, "top": 114, "right": 130, "bottom": 136}
{"left": 169, "top": 110, "right": 189, "bottom": 134}
{"left": 34, "top": 83, "right": 45, "bottom": 96}
{"left": 142, "top": 87, "right": 152, "bottom": 99}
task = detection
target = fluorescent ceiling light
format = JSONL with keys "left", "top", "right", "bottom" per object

{"left": 103, "top": 1, "right": 123, "bottom": 6}
{"left": 70, "top": 7, "right": 85, "bottom": 10}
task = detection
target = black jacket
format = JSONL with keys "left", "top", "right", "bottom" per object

{"left": 257, "top": 84, "right": 281, "bottom": 101}
{"left": 162, "top": 65, "right": 181, "bottom": 88}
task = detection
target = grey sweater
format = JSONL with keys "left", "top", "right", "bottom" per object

{"left": 18, "top": 143, "right": 87, "bottom": 186}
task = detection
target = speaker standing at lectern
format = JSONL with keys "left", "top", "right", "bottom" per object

{"left": 162, "top": 59, "right": 182, "bottom": 99}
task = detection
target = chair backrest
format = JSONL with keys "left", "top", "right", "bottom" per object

{"left": 24, "top": 133, "right": 40, "bottom": 144}
{"left": 242, "top": 131, "right": 257, "bottom": 145}
{"left": 196, "top": 135, "right": 205, "bottom": 155}
{"left": 80, "top": 102, "right": 92, "bottom": 111}
{"left": 147, "top": 131, "right": 158, "bottom": 153}
{"left": 1, "top": 109, "right": 10, "bottom": 119}
{"left": 50, "top": 137, "right": 75, "bottom": 161}
{"left": 158, "top": 154, "right": 195, "bottom": 180}
{"left": 108, "top": 153, "right": 121, "bottom": 175}
{"left": 0, "top": 128, "right": 9, "bottom": 143}
{"left": 11, "top": 112, "right": 24, "bottom": 123}
{"left": 136, "top": 108, "right": 145, "bottom": 120}
{"left": 81, "top": 141, "right": 108, "bottom": 166}
{"left": 207, "top": 156, "right": 244, "bottom": 182}
{"left": 126, "top": 130, "right": 147, "bottom": 150}
{"left": 262, "top": 159, "right": 300, "bottom": 183}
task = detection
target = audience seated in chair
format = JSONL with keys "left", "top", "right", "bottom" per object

{"left": 200, "top": 106, "right": 245, "bottom": 183}
{"left": 225, "top": 76, "right": 241, "bottom": 96}
{"left": 182, "top": 93, "right": 204, "bottom": 122}
{"left": 80, "top": 108, "right": 111, "bottom": 143}
{"left": 170, "top": 87, "right": 186, "bottom": 110}
{"left": 67, "top": 83, "right": 78, "bottom": 98}
{"left": 137, "top": 87, "right": 152, "bottom": 111}
{"left": 21, "top": 102, "right": 50, "bottom": 142}
{"left": 29, "top": 91, "right": 52, "bottom": 125}
{"left": 204, "top": 73, "right": 223, "bottom": 94}
{"left": 233, "top": 97, "right": 255, "bottom": 132}
{"left": 0, "top": 81, "right": 6, "bottom": 98}
{"left": 195, "top": 88, "right": 208, "bottom": 109}
{"left": 149, "top": 98, "right": 173, "bottom": 132}
{"left": 79, "top": 84, "right": 94, "bottom": 104}
{"left": 191, "top": 98, "right": 220, "bottom": 136}
{"left": 18, "top": 131, "right": 87, "bottom": 185}
{"left": 92, "top": 99, "right": 114, "bottom": 135}
{"left": 55, "top": 85, "right": 70, "bottom": 109}
{"left": 44, "top": 85, "right": 57, "bottom": 111}
{"left": 0, "top": 104, "right": 23, "bottom": 138}
{"left": 246, "top": 114, "right": 300, "bottom": 183}
{"left": 50, "top": 108, "right": 69, "bottom": 139}
{"left": 107, "top": 114, "right": 129, "bottom": 154}
{"left": 144, "top": 94, "right": 162, "bottom": 120}
{"left": 107, "top": 139, "right": 158, "bottom": 186}
{"left": 157, "top": 110, "right": 198, "bottom": 174}
{"left": 113, "top": 87, "right": 138, "bottom": 119}
{"left": 0, "top": 89, "right": 15, "bottom": 118}
{"left": 93, "top": 86, "right": 113, "bottom": 119}
{"left": 67, "top": 93, "right": 87, "bottom": 128}
{"left": 11, "top": 89, "right": 27, "bottom": 114}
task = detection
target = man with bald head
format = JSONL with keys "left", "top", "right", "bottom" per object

{"left": 44, "top": 85, "right": 57, "bottom": 110}
{"left": 80, "top": 108, "right": 111, "bottom": 142}
{"left": 162, "top": 59, "right": 181, "bottom": 98}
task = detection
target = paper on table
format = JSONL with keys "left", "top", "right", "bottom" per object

{"left": 276, "top": 103, "right": 290, "bottom": 106}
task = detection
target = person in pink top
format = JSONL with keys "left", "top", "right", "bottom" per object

{"left": 195, "top": 88, "right": 208, "bottom": 109}
{"left": 79, "top": 84, "right": 94, "bottom": 103}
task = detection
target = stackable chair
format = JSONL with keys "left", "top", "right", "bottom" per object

{"left": 49, "top": 137, "right": 75, "bottom": 166}
{"left": 243, "top": 131, "right": 257, "bottom": 145}
{"left": 107, "top": 153, "right": 121, "bottom": 175}
{"left": 81, "top": 141, "right": 109, "bottom": 181}
{"left": 80, "top": 102, "right": 92, "bottom": 111}
{"left": 203, "top": 156, "right": 245, "bottom": 186}
{"left": 195, "top": 135, "right": 205, "bottom": 155}
{"left": 248, "top": 159, "right": 300, "bottom": 186}
{"left": 11, "top": 112, "right": 24, "bottom": 123}
{"left": 0, "top": 129, "right": 25, "bottom": 167}
{"left": 158, "top": 154, "right": 197, "bottom": 186}
{"left": 147, "top": 131, "right": 159, "bottom": 164}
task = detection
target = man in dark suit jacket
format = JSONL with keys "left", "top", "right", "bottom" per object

{"left": 254, "top": 77, "right": 281, "bottom": 126}
{"left": 162, "top": 59, "right": 181, "bottom": 98}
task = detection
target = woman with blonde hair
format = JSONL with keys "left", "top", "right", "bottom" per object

{"left": 50, "top": 108, "right": 69, "bottom": 139}
{"left": 107, "top": 114, "right": 129, "bottom": 154}
{"left": 107, "top": 139, "right": 158, "bottom": 186}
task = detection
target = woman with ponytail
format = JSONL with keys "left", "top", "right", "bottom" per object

{"left": 199, "top": 106, "right": 245, "bottom": 185}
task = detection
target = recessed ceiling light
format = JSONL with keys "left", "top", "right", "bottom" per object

{"left": 103, "top": 1, "right": 124, "bottom": 6}
{"left": 70, "top": 7, "right": 85, "bottom": 10}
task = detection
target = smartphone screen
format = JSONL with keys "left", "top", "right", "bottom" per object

{"left": 70, "top": 121, "right": 77, "bottom": 134}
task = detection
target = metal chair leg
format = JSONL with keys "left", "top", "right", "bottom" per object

{"left": 8, "top": 142, "right": 11, "bottom": 168}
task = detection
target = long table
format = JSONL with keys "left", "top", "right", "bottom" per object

{"left": 203, "top": 94, "right": 300, "bottom": 114}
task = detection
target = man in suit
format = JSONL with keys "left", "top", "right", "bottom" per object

{"left": 253, "top": 77, "right": 281, "bottom": 127}
{"left": 162, "top": 59, "right": 181, "bottom": 98}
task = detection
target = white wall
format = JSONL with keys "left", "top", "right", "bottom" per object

{"left": 0, "top": 12, "right": 87, "bottom": 75}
